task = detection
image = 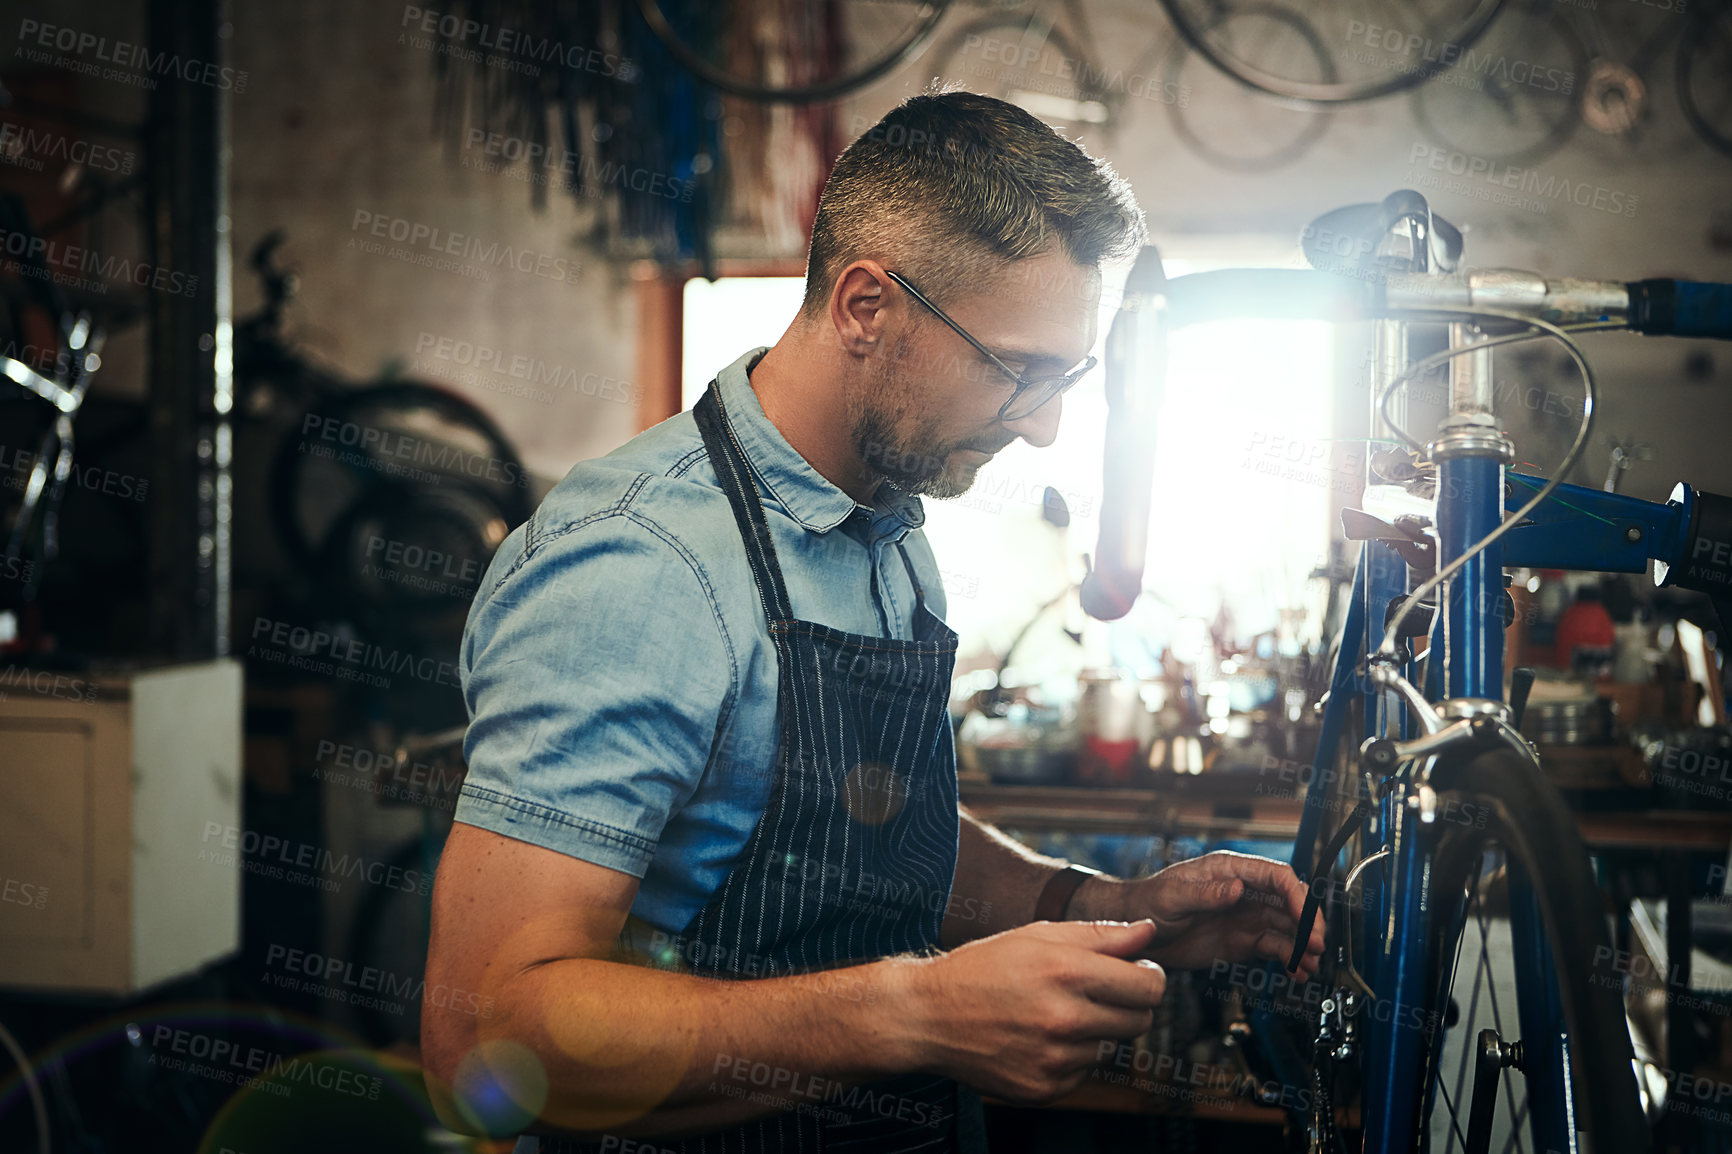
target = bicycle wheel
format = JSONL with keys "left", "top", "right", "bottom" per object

{"left": 269, "top": 380, "right": 532, "bottom": 583}
{"left": 1161, "top": 4, "right": 1337, "bottom": 173}
{"left": 929, "top": 9, "right": 1121, "bottom": 129}
{"left": 635, "top": 0, "right": 953, "bottom": 104}
{"left": 1416, "top": 746, "right": 1647, "bottom": 1153}
{"left": 1408, "top": 0, "right": 1587, "bottom": 167}
{"left": 1157, "top": 0, "right": 1509, "bottom": 104}
{"left": 1678, "top": 0, "right": 1732, "bottom": 160}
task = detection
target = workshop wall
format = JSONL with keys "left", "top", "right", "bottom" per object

{"left": 216, "top": 0, "right": 1732, "bottom": 501}
{"left": 227, "top": 0, "right": 644, "bottom": 486}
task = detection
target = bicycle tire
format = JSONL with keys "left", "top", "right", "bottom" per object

{"left": 930, "top": 12, "right": 1118, "bottom": 127}
{"left": 1156, "top": 0, "right": 1510, "bottom": 104}
{"left": 1677, "top": 1, "right": 1732, "bottom": 161}
{"left": 1407, "top": 2, "right": 1587, "bottom": 167}
{"left": 269, "top": 380, "right": 532, "bottom": 581}
{"left": 635, "top": 0, "right": 953, "bottom": 104}
{"left": 1161, "top": 5, "right": 1337, "bottom": 173}
{"left": 1418, "top": 746, "right": 1647, "bottom": 1151}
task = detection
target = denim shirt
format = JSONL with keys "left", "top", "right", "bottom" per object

{"left": 453, "top": 346, "right": 949, "bottom": 938}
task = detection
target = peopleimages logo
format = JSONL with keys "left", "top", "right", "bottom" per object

{"left": 15, "top": 18, "right": 250, "bottom": 93}
{"left": 413, "top": 331, "right": 639, "bottom": 405}
{"left": 0, "top": 121, "right": 134, "bottom": 175}
{"left": 348, "top": 210, "right": 582, "bottom": 286}
{"left": 1406, "top": 144, "right": 1639, "bottom": 219}
{"left": 1406, "top": 142, "right": 1635, "bottom": 215}
{"left": 296, "top": 411, "right": 530, "bottom": 489}
{"left": 1344, "top": 21, "right": 1575, "bottom": 94}
{"left": 462, "top": 129, "right": 694, "bottom": 202}
{"left": 398, "top": 6, "right": 638, "bottom": 82}
{"left": 262, "top": 944, "right": 495, "bottom": 1017}
{"left": 247, "top": 614, "right": 463, "bottom": 690}
{"left": 147, "top": 1026, "right": 380, "bottom": 1100}
{"left": 199, "top": 821, "right": 433, "bottom": 896}
{"left": 0, "top": 226, "right": 199, "bottom": 297}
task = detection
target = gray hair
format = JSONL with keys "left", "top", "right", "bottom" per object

{"left": 799, "top": 85, "right": 1145, "bottom": 321}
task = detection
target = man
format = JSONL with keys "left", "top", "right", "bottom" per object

{"left": 422, "top": 88, "right": 1324, "bottom": 1153}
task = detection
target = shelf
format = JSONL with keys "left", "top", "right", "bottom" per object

{"left": 958, "top": 779, "right": 1732, "bottom": 853}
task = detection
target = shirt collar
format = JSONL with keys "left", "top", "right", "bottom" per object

{"left": 714, "top": 346, "right": 926, "bottom": 535}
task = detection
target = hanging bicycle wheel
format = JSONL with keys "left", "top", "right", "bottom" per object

{"left": 635, "top": 0, "right": 953, "bottom": 104}
{"left": 1678, "top": 0, "right": 1732, "bottom": 160}
{"left": 928, "top": 7, "right": 1121, "bottom": 129}
{"left": 1416, "top": 746, "right": 1647, "bottom": 1153}
{"left": 1409, "top": 0, "right": 1588, "bottom": 167}
{"left": 270, "top": 381, "right": 532, "bottom": 585}
{"left": 1157, "top": 0, "right": 1509, "bottom": 104}
{"left": 1160, "top": 5, "right": 1337, "bottom": 173}
{"left": 312, "top": 481, "right": 506, "bottom": 647}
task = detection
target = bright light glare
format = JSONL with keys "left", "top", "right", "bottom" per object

{"left": 682, "top": 278, "right": 805, "bottom": 410}
{"left": 680, "top": 260, "right": 1337, "bottom": 668}
{"left": 924, "top": 260, "right": 1336, "bottom": 658}
{"left": 1149, "top": 313, "right": 1335, "bottom": 625}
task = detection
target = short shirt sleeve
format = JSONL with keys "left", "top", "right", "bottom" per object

{"left": 453, "top": 509, "right": 738, "bottom": 878}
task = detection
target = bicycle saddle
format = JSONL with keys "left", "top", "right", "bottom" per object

{"left": 1302, "top": 190, "right": 1464, "bottom": 281}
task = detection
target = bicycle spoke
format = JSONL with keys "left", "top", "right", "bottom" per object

{"left": 1473, "top": 856, "right": 1525, "bottom": 1154}
{"left": 1437, "top": 1069, "right": 1473, "bottom": 1153}
{"left": 1446, "top": 862, "right": 1489, "bottom": 1153}
{"left": 1499, "top": 1098, "right": 1530, "bottom": 1154}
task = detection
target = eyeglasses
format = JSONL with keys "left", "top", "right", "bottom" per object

{"left": 883, "top": 269, "right": 1097, "bottom": 423}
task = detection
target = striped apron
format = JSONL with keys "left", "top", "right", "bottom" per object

{"left": 543, "top": 379, "right": 984, "bottom": 1153}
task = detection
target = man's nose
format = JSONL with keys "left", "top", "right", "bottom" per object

{"left": 1002, "top": 394, "right": 1063, "bottom": 448}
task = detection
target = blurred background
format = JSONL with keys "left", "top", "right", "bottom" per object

{"left": 0, "top": 0, "right": 1730, "bottom": 1150}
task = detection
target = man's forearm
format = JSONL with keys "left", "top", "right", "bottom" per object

{"left": 940, "top": 807, "right": 1130, "bottom": 948}
{"left": 429, "top": 955, "right": 927, "bottom": 1141}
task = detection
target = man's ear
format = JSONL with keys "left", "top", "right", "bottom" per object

{"left": 829, "top": 261, "right": 892, "bottom": 357}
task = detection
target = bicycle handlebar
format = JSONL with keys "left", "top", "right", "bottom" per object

{"left": 1627, "top": 279, "right": 1732, "bottom": 339}
{"left": 1162, "top": 268, "right": 1732, "bottom": 339}
{"left": 1082, "top": 257, "right": 1732, "bottom": 624}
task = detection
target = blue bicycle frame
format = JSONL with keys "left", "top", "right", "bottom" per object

{"left": 1292, "top": 470, "right": 1719, "bottom": 1151}
{"left": 1090, "top": 201, "right": 1732, "bottom": 1152}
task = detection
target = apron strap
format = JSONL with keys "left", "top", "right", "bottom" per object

{"left": 694, "top": 381, "right": 796, "bottom": 624}
{"left": 894, "top": 540, "right": 932, "bottom": 624}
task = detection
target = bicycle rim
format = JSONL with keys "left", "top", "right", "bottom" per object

{"left": 1161, "top": 5, "right": 1337, "bottom": 173}
{"left": 1676, "top": 2, "right": 1732, "bottom": 160}
{"left": 635, "top": 0, "right": 953, "bottom": 103}
{"left": 1418, "top": 748, "right": 1647, "bottom": 1153}
{"left": 1157, "top": 0, "right": 1510, "bottom": 104}
{"left": 1407, "top": 1, "right": 1587, "bottom": 167}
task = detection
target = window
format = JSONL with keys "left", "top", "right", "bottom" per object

{"left": 677, "top": 253, "right": 1337, "bottom": 675}
{"left": 682, "top": 277, "right": 806, "bottom": 410}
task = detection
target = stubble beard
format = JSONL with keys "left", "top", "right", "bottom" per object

{"left": 848, "top": 349, "right": 980, "bottom": 500}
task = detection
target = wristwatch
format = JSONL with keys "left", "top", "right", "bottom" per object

{"left": 1033, "top": 861, "right": 1102, "bottom": 922}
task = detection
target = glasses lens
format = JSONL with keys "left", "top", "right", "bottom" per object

{"left": 1003, "top": 378, "right": 1064, "bottom": 422}
{"left": 1002, "top": 358, "right": 1094, "bottom": 421}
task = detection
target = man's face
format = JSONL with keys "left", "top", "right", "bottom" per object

{"left": 850, "top": 249, "right": 1100, "bottom": 500}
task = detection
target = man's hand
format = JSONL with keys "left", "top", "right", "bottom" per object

{"left": 1076, "top": 852, "right": 1325, "bottom": 981}
{"left": 893, "top": 919, "right": 1167, "bottom": 1104}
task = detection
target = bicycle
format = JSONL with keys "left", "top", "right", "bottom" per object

{"left": 1085, "top": 187, "right": 1732, "bottom": 1151}
{"left": 233, "top": 231, "right": 531, "bottom": 662}
{"left": 0, "top": 190, "right": 110, "bottom": 609}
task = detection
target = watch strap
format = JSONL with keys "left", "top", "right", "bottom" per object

{"left": 1033, "top": 862, "right": 1102, "bottom": 922}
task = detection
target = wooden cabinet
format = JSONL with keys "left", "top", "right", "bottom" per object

{"left": 0, "top": 660, "right": 242, "bottom": 994}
